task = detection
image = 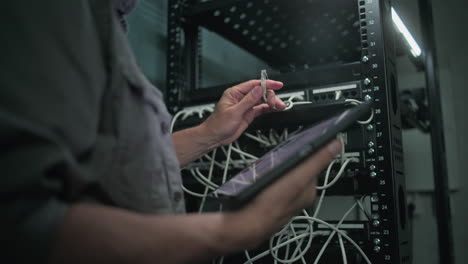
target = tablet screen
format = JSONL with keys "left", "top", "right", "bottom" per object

{"left": 212, "top": 108, "right": 352, "bottom": 197}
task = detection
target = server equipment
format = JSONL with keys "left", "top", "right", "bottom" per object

{"left": 166, "top": 0, "right": 411, "bottom": 263}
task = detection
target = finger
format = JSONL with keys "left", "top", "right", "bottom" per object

{"left": 296, "top": 182, "right": 318, "bottom": 209}
{"left": 301, "top": 140, "right": 343, "bottom": 180}
{"left": 267, "top": 90, "right": 276, "bottom": 109}
{"left": 252, "top": 104, "right": 270, "bottom": 119}
{"left": 275, "top": 97, "right": 286, "bottom": 110}
{"left": 234, "top": 79, "right": 284, "bottom": 95}
{"left": 265, "top": 80, "right": 284, "bottom": 90}
{"left": 242, "top": 104, "right": 269, "bottom": 127}
{"left": 234, "top": 86, "right": 264, "bottom": 114}
{"left": 267, "top": 90, "right": 286, "bottom": 111}
{"left": 280, "top": 140, "right": 342, "bottom": 210}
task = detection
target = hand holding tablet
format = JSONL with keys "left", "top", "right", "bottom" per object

{"left": 211, "top": 103, "right": 371, "bottom": 210}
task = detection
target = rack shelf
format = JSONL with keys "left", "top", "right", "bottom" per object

{"left": 187, "top": 62, "right": 362, "bottom": 105}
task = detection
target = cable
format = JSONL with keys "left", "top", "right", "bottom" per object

{"left": 194, "top": 168, "right": 219, "bottom": 188}
{"left": 344, "top": 99, "right": 374, "bottom": 124}
{"left": 287, "top": 224, "right": 308, "bottom": 264}
{"left": 314, "top": 160, "right": 336, "bottom": 216}
{"left": 280, "top": 128, "right": 288, "bottom": 142}
{"left": 173, "top": 107, "right": 215, "bottom": 200}
{"left": 181, "top": 125, "right": 368, "bottom": 264}
{"left": 202, "top": 154, "right": 227, "bottom": 169}
{"left": 357, "top": 110, "right": 374, "bottom": 125}
{"left": 258, "top": 131, "right": 272, "bottom": 146}
{"left": 268, "top": 157, "right": 343, "bottom": 263}
{"left": 244, "top": 132, "right": 272, "bottom": 147}
{"left": 344, "top": 99, "right": 363, "bottom": 105}
{"left": 231, "top": 146, "right": 259, "bottom": 160}
{"left": 244, "top": 250, "right": 254, "bottom": 264}
{"left": 181, "top": 185, "right": 208, "bottom": 198}
{"left": 269, "top": 129, "right": 278, "bottom": 146}
{"left": 313, "top": 203, "right": 358, "bottom": 264}
{"left": 269, "top": 220, "right": 314, "bottom": 263}
{"left": 282, "top": 228, "right": 308, "bottom": 264}
{"left": 170, "top": 105, "right": 215, "bottom": 133}
{"left": 296, "top": 216, "right": 372, "bottom": 264}
{"left": 284, "top": 158, "right": 335, "bottom": 262}
{"left": 357, "top": 197, "right": 371, "bottom": 220}
{"left": 198, "top": 149, "right": 218, "bottom": 213}
{"left": 316, "top": 158, "right": 358, "bottom": 190}
{"left": 267, "top": 157, "right": 341, "bottom": 264}
{"left": 267, "top": 157, "right": 359, "bottom": 264}
{"left": 222, "top": 144, "right": 233, "bottom": 184}
{"left": 283, "top": 100, "right": 313, "bottom": 111}
{"left": 244, "top": 215, "right": 371, "bottom": 264}
{"left": 170, "top": 110, "right": 187, "bottom": 133}
{"left": 283, "top": 95, "right": 312, "bottom": 111}
{"left": 191, "top": 169, "right": 218, "bottom": 190}
{"left": 338, "top": 234, "right": 348, "bottom": 264}
{"left": 243, "top": 232, "right": 316, "bottom": 264}
{"left": 234, "top": 141, "right": 248, "bottom": 161}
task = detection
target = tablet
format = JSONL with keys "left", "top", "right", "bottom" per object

{"left": 210, "top": 103, "right": 371, "bottom": 210}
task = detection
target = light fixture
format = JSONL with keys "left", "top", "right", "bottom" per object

{"left": 391, "top": 7, "right": 422, "bottom": 58}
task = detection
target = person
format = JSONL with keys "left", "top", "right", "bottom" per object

{"left": 0, "top": 1, "right": 342, "bottom": 264}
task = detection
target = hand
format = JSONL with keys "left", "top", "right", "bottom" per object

{"left": 200, "top": 80, "right": 286, "bottom": 146}
{"left": 220, "top": 140, "right": 342, "bottom": 250}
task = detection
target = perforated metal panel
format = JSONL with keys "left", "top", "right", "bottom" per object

{"left": 189, "top": 0, "right": 362, "bottom": 70}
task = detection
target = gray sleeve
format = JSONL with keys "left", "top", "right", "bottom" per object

{"left": 0, "top": 1, "right": 109, "bottom": 262}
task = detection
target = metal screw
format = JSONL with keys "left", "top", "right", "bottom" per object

{"left": 364, "top": 78, "right": 372, "bottom": 86}
{"left": 362, "top": 56, "right": 370, "bottom": 63}
{"left": 369, "top": 164, "right": 376, "bottom": 171}
{"left": 364, "top": 94, "right": 373, "bottom": 102}
{"left": 366, "top": 124, "right": 374, "bottom": 131}
{"left": 372, "top": 213, "right": 380, "bottom": 220}
{"left": 372, "top": 220, "right": 380, "bottom": 227}
{"left": 370, "top": 171, "right": 377, "bottom": 178}
{"left": 373, "top": 246, "right": 381, "bottom": 253}
{"left": 374, "top": 238, "right": 381, "bottom": 245}
{"left": 368, "top": 148, "right": 375, "bottom": 155}
{"left": 368, "top": 141, "right": 375, "bottom": 147}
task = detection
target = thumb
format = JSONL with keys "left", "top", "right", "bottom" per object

{"left": 234, "top": 86, "right": 263, "bottom": 113}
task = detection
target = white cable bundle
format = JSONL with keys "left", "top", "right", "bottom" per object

{"left": 173, "top": 105, "right": 372, "bottom": 264}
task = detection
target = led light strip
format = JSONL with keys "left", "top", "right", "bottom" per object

{"left": 391, "top": 7, "right": 422, "bottom": 57}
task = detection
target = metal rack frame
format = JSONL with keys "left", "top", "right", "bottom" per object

{"left": 417, "top": 0, "right": 454, "bottom": 263}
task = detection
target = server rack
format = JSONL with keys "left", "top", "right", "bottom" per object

{"left": 166, "top": 0, "right": 411, "bottom": 263}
